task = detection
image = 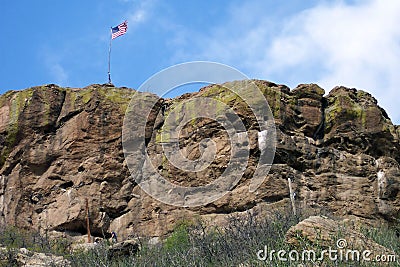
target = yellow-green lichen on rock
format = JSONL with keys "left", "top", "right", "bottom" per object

{"left": 396, "top": 125, "right": 400, "bottom": 141}
{"left": 97, "top": 86, "right": 135, "bottom": 112}
{"left": 291, "top": 83, "right": 325, "bottom": 98}
{"left": 0, "top": 88, "right": 34, "bottom": 167}
{"left": 67, "top": 85, "right": 135, "bottom": 113}
{"left": 67, "top": 88, "right": 93, "bottom": 107}
{"left": 0, "top": 79, "right": 400, "bottom": 243}
{"left": 324, "top": 86, "right": 390, "bottom": 138}
{"left": 199, "top": 80, "right": 277, "bottom": 121}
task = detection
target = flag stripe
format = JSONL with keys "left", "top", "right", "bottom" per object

{"left": 111, "top": 21, "right": 128, "bottom": 39}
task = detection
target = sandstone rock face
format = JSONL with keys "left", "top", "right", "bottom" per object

{"left": 0, "top": 81, "right": 399, "bottom": 240}
{"left": 286, "top": 216, "right": 397, "bottom": 261}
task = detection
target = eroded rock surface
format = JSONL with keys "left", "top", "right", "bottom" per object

{"left": 0, "top": 81, "right": 399, "bottom": 240}
{"left": 286, "top": 216, "right": 397, "bottom": 261}
{"left": 0, "top": 247, "right": 70, "bottom": 267}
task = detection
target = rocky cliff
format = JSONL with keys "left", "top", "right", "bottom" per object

{"left": 0, "top": 81, "right": 399, "bottom": 240}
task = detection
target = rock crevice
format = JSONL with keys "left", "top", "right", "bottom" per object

{"left": 0, "top": 81, "right": 398, "bottom": 239}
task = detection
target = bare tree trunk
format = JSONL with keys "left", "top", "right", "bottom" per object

{"left": 288, "top": 178, "right": 296, "bottom": 216}
{"left": 86, "top": 198, "right": 91, "bottom": 243}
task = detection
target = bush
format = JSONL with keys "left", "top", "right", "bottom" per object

{"left": 1, "top": 207, "right": 399, "bottom": 266}
{"left": 163, "top": 221, "right": 191, "bottom": 252}
{"left": 0, "top": 226, "right": 70, "bottom": 255}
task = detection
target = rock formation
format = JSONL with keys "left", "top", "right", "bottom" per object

{"left": 0, "top": 81, "right": 399, "bottom": 240}
{"left": 286, "top": 216, "right": 397, "bottom": 262}
{"left": 0, "top": 247, "right": 70, "bottom": 266}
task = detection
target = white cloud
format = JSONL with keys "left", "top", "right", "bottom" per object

{"left": 265, "top": 0, "right": 400, "bottom": 123}
{"left": 125, "top": 0, "right": 156, "bottom": 29}
{"left": 49, "top": 63, "right": 68, "bottom": 85}
{"left": 43, "top": 50, "right": 69, "bottom": 86}
{"left": 173, "top": 0, "right": 400, "bottom": 124}
{"left": 131, "top": 8, "right": 146, "bottom": 23}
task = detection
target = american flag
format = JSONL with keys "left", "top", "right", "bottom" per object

{"left": 111, "top": 21, "right": 128, "bottom": 40}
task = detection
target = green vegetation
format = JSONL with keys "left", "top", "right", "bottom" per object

{"left": 0, "top": 226, "right": 70, "bottom": 255}
{"left": 0, "top": 226, "right": 71, "bottom": 266}
{"left": 162, "top": 221, "right": 191, "bottom": 252}
{"left": 1, "top": 207, "right": 398, "bottom": 266}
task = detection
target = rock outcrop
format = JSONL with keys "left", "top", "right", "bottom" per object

{"left": 0, "top": 81, "right": 399, "bottom": 241}
{"left": 108, "top": 239, "right": 140, "bottom": 258}
{"left": 286, "top": 216, "right": 397, "bottom": 262}
{"left": 0, "top": 247, "right": 70, "bottom": 267}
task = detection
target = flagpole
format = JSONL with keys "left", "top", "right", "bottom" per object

{"left": 108, "top": 27, "right": 112, "bottom": 84}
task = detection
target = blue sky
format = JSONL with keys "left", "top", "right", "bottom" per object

{"left": 1, "top": 0, "right": 400, "bottom": 124}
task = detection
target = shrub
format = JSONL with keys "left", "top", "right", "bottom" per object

{"left": 1, "top": 206, "right": 399, "bottom": 266}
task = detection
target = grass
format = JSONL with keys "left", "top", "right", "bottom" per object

{"left": 0, "top": 207, "right": 399, "bottom": 266}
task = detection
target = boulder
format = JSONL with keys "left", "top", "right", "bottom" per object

{"left": 0, "top": 247, "right": 70, "bottom": 267}
{"left": 286, "top": 216, "right": 397, "bottom": 261}
{"left": 108, "top": 239, "right": 140, "bottom": 258}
